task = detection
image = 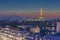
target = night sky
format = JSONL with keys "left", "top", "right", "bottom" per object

{"left": 0, "top": 0, "right": 60, "bottom": 17}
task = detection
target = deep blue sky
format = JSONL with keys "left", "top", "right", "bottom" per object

{"left": 0, "top": 0, "right": 60, "bottom": 17}
{"left": 0, "top": 0, "right": 60, "bottom": 11}
{"left": 0, "top": 0, "right": 40, "bottom": 11}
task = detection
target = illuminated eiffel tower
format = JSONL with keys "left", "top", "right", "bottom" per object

{"left": 39, "top": 8, "right": 44, "bottom": 21}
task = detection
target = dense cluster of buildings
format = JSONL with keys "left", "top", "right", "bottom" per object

{"left": 0, "top": 8, "right": 59, "bottom": 40}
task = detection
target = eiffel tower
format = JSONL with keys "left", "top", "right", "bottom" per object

{"left": 39, "top": 8, "right": 44, "bottom": 21}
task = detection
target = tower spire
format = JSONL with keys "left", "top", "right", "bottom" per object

{"left": 39, "top": 8, "right": 43, "bottom": 20}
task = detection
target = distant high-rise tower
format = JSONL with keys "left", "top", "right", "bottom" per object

{"left": 39, "top": 8, "right": 44, "bottom": 21}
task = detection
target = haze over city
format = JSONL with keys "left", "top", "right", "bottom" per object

{"left": 0, "top": 0, "right": 60, "bottom": 18}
